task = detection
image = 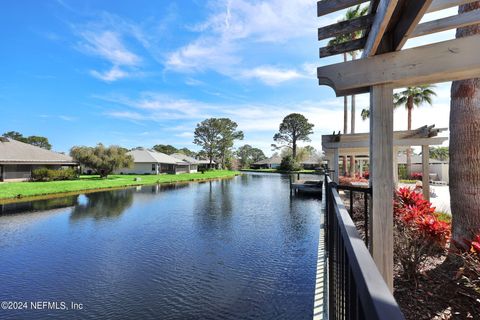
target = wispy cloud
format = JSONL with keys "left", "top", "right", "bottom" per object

{"left": 77, "top": 30, "right": 141, "bottom": 66}
{"left": 98, "top": 92, "right": 214, "bottom": 121}
{"left": 240, "top": 66, "right": 303, "bottom": 85}
{"left": 165, "top": 0, "right": 328, "bottom": 85}
{"left": 72, "top": 13, "right": 149, "bottom": 82}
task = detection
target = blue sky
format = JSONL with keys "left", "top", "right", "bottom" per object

{"left": 0, "top": 0, "right": 453, "bottom": 154}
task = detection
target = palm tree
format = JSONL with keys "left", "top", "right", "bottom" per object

{"left": 394, "top": 85, "right": 436, "bottom": 176}
{"left": 449, "top": 2, "right": 480, "bottom": 247}
{"left": 328, "top": 34, "right": 349, "bottom": 175}
{"left": 361, "top": 108, "right": 370, "bottom": 121}
{"left": 329, "top": 5, "right": 368, "bottom": 176}
{"left": 346, "top": 5, "right": 368, "bottom": 176}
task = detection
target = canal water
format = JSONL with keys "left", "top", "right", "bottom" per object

{"left": 0, "top": 173, "right": 321, "bottom": 320}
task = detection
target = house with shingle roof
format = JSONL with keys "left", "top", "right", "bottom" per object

{"left": 170, "top": 153, "right": 199, "bottom": 173}
{"left": 114, "top": 149, "right": 191, "bottom": 175}
{"left": 0, "top": 137, "right": 77, "bottom": 181}
{"left": 251, "top": 155, "right": 282, "bottom": 169}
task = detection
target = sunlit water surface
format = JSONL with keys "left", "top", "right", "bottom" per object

{"left": 0, "top": 173, "right": 321, "bottom": 319}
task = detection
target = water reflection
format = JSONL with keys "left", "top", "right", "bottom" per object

{"left": 195, "top": 180, "right": 233, "bottom": 232}
{"left": 0, "top": 173, "right": 320, "bottom": 320}
{"left": 0, "top": 196, "right": 79, "bottom": 215}
{"left": 70, "top": 189, "right": 134, "bottom": 221}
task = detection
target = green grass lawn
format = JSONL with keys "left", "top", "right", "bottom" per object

{"left": 0, "top": 170, "right": 240, "bottom": 200}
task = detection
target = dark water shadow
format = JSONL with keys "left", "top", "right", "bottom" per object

{"left": 0, "top": 196, "right": 79, "bottom": 215}
{"left": 69, "top": 189, "right": 134, "bottom": 221}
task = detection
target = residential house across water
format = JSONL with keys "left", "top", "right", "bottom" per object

{"left": 0, "top": 137, "right": 77, "bottom": 182}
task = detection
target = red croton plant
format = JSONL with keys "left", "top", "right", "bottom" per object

{"left": 394, "top": 187, "right": 451, "bottom": 279}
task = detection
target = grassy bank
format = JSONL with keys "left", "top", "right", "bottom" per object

{"left": 0, "top": 170, "right": 240, "bottom": 201}
{"left": 240, "top": 169, "right": 318, "bottom": 174}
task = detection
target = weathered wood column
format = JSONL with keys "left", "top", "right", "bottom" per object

{"left": 333, "top": 148, "right": 340, "bottom": 183}
{"left": 369, "top": 84, "right": 394, "bottom": 291}
{"left": 422, "top": 145, "right": 430, "bottom": 201}
{"left": 393, "top": 147, "right": 399, "bottom": 189}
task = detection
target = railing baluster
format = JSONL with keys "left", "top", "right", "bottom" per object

{"left": 324, "top": 176, "right": 404, "bottom": 320}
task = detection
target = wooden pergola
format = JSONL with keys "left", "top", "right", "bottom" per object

{"left": 317, "top": 0, "right": 480, "bottom": 291}
{"left": 322, "top": 125, "right": 448, "bottom": 200}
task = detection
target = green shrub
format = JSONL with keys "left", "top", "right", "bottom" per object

{"left": 398, "top": 164, "right": 408, "bottom": 180}
{"left": 280, "top": 155, "right": 301, "bottom": 171}
{"left": 31, "top": 168, "right": 51, "bottom": 182}
{"left": 31, "top": 168, "right": 78, "bottom": 182}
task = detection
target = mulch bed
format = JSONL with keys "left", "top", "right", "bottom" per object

{"left": 394, "top": 255, "right": 480, "bottom": 319}
{"left": 340, "top": 191, "right": 480, "bottom": 320}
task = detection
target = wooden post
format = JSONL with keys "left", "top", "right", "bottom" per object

{"left": 369, "top": 84, "right": 394, "bottom": 292}
{"left": 422, "top": 145, "right": 430, "bottom": 201}
{"left": 333, "top": 148, "right": 340, "bottom": 183}
{"left": 393, "top": 147, "right": 399, "bottom": 189}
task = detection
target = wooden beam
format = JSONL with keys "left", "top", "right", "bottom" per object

{"left": 369, "top": 84, "right": 394, "bottom": 291}
{"left": 412, "top": 10, "right": 480, "bottom": 38}
{"left": 318, "top": 14, "right": 375, "bottom": 40}
{"left": 362, "top": 0, "right": 399, "bottom": 57}
{"left": 320, "top": 37, "right": 366, "bottom": 57}
{"left": 323, "top": 136, "right": 448, "bottom": 149}
{"left": 422, "top": 145, "right": 430, "bottom": 201}
{"left": 317, "top": 0, "right": 369, "bottom": 17}
{"left": 318, "top": 35, "right": 480, "bottom": 96}
{"left": 427, "top": 0, "right": 479, "bottom": 13}
{"left": 322, "top": 126, "right": 447, "bottom": 145}
{"left": 393, "top": 0, "right": 434, "bottom": 50}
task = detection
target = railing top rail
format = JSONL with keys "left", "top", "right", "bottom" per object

{"left": 335, "top": 184, "right": 372, "bottom": 194}
{"left": 326, "top": 175, "right": 404, "bottom": 320}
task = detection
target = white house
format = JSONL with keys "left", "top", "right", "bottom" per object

{"left": 251, "top": 155, "right": 282, "bottom": 169}
{"left": 0, "top": 137, "right": 77, "bottom": 181}
{"left": 170, "top": 153, "right": 199, "bottom": 173}
{"left": 115, "top": 149, "right": 190, "bottom": 175}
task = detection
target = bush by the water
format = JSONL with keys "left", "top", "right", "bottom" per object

{"left": 31, "top": 168, "right": 79, "bottom": 182}
{"left": 280, "top": 155, "right": 301, "bottom": 171}
{"left": 393, "top": 187, "right": 450, "bottom": 279}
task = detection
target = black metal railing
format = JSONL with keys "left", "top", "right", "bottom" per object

{"left": 324, "top": 174, "right": 404, "bottom": 320}
{"left": 335, "top": 184, "right": 371, "bottom": 247}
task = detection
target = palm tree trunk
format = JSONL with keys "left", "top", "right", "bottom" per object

{"left": 349, "top": 52, "right": 357, "bottom": 177}
{"left": 450, "top": 2, "right": 480, "bottom": 247}
{"left": 342, "top": 52, "right": 348, "bottom": 175}
{"left": 406, "top": 103, "right": 413, "bottom": 177}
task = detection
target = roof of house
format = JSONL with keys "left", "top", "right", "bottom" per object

{"left": 0, "top": 138, "right": 76, "bottom": 164}
{"left": 397, "top": 154, "right": 447, "bottom": 165}
{"left": 128, "top": 149, "right": 188, "bottom": 165}
{"left": 253, "top": 155, "right": 282, "bottom": 165}
{"left": 170, "top": 153, "right": 199, "bottom": 164}
{"left": 300, "top": 155, "right": 322, "bottom": 165}
{"left": 195, "top": 158, "right": 216, "bottom": 165}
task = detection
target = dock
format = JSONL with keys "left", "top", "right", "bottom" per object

{"left": 291, "top": 179, "right": 323, "bottom": 195}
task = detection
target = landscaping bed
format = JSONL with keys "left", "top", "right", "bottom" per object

{"left": 0, "top": 171, "right": 240, "bottom": 201}
{"left": 341, "top": 190, "right": 480, "bottom": 320}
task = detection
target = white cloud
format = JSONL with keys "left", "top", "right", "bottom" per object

{"left": 78, "top": 30, "right": 141, "bottom": 66}
{"left": 240, "top": 66, "right": 303, "bottom": 85}
{"left": 193, "top": 0, "right": 319, "bottom": 43}
{"left": 90, "top": 66, "right": 130, "bottom": 82}
{"left": 165, "top": 0, "right": 329, "bottom": 84}
{"left": 175, "top": 131, "right": 194, "bottom": 138}
{"left": 166, "top": 37, "right": 240, "bottom": 74}
{"left": 72, "top": 13, "right": 151, "bottom": 82}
